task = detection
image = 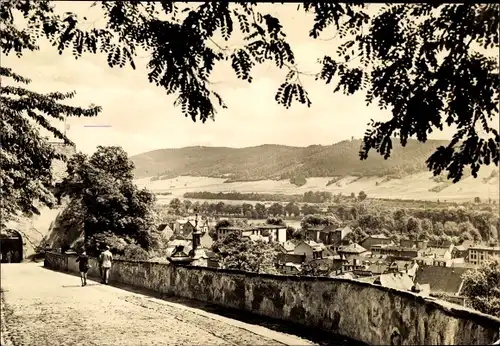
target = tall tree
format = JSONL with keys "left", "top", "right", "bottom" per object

{"left": 169, "top": 198, "right": 183, "bottom": 215}
{"left": 268, "top": 203, "right": 284, "bottom": 216}
{"left": 254, "top": 203, "right": 267, "bottom": 218}
{"left": 300, "top": 214, "right": 341, "bottom": 230}
{"left": 212, "top": 231, "right": 278, "bottom": 274}
{"left": 461, "top": 259, "right": 500, "bottom": 318}
{"left": 56, "top": 146, "right": 156, "bottom": 252}
{"left": 285, "top": 202, "right": 300, "bottom": 217}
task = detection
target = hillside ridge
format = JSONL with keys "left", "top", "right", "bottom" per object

{"left": 131, "top": 139, "right": 452, "bottom": 180}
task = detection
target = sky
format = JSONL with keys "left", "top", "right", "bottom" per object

{"left": 4, "top": 2, "right": 497, "bottom": 156}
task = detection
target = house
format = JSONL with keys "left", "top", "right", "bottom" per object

{"left": 325, "top": 226, "right": 353, "bottom": 251}
{"left": 453, "top": 240, "right": 473, "bottom": 259}
{"left": 400, "top": 238, "right": 428, "bottom": 250}
{"left": 277, "top": 252, "right": 306, "bottom": 265}
{"left": 414, "top": 266, "right": 470, "bottom": 297}
{"left": 157, "top": 223, "right": 174, "bottom": 241}
{"left": 279, "top": 240, "right": 297, "bottom": 254}
{"left": 337, "top": 243, "right": 368, "bottom": 258}
{"left": 424, "top": 244, "right": 454, "bottom": 259}
{"left": 197, "top": 219, "right": 210, "bottom": 233}
{"left": 217, "top": 225, "right": 287, "bottom": 244}
{"left": 360, "top": 234, "right": 393, "bottom": 250}
{"left": 174, "top": 220, "right": 196, "bottom": 237}
{"left": 305, "top": 227, "right": 324, "bottom": 243}
{"left": 467, "top": 245, "right": 500, "bottom": 265}
{"left": 413, "top": 245, "right": 455, "bottom": 267}
{"left": 305, "top": 225, "right": 352, "bottom": 251}
{"left": 293, "top": 240, "right": 331, "bottom": 261}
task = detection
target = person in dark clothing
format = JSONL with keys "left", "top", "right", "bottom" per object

{"left": 76, "top": 250, "right": 90, "bottom": 286}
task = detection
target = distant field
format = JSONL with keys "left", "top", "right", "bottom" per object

{"left": 135, "top": 166, "right": 499, "bottom": 203}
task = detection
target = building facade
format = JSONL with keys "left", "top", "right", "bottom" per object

{"left": 468, "top": 246, "right": 500, "bottom": 265}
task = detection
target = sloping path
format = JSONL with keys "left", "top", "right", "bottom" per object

{"left": 1, "top": 263, "right": 317, "bottom": 346}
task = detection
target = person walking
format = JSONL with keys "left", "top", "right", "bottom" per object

{"left": 98, "top": 246, "right": 103, "bottom": 279}
{"left": 99, "top": 245, "right": 113, "bottom": 285}
{"left": 76, "top": 250, "right": 90, "bottom": 286}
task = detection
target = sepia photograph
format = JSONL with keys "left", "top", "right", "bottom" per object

{"left": 1, "top": 1, "right": 499, "bottom": 345}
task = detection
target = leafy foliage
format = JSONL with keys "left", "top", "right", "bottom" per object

{"left": 1, "top": 0, "right": 101, "bottom": 224}
{"left": 266, "top": 217, "right": 285, "bottom": 226}
{"left": 211, "top": 231, "right": 278, "bottom": 274}
{"left": 184, "top": 190, "right": 333, "bottom": 204}
{"left": 300, "top": 214, "right": 341, "bottom": 230}
{"left": 461, "top": 259, "right": 500, "bottom": 317}
{"left": 290, "top": 175, "right": 307, "bottom": 187}
{"left": 308, "top": 4, "right": 499, "bottom": 182}
{"left": 56, "top": 146, "right": 157, "bottom": 254}
{"left": 301, "top": 259, "right": 337, "bottom": 277}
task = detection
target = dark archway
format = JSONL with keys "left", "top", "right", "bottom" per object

{"left": 0, "top": 229, "right": 23, "bottom": 263}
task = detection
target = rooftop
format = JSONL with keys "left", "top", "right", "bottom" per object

{"left": 423, "top": 247, "right": 451, "bottom": 257}
{"left": 378, "top": 272, "right": 414, "bottom": 291}
{"left": 414, "top": 266, "right": 471, "bottom": 295}
{"left": 219, "top": 224, "right": 286, "bottom": 232}
{"left": 455, "top": 240, "right": 479, "bottom": 251}
{"left": 338, "top": 243, "right": 367, "bottom": 254}
{"left": 280, "top": 241, "right": 297, "bottom": 252}
{"left": 373, "top": 245, "right": 421, "bottom": 252}
{"left": 469, "top": 245, "right": 500, "bottom": 251}
{"left": 368, "top": 234, "right": 392, "bottom": 240}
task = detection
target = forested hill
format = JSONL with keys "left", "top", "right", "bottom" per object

{"left": 131, "top": 139, "right": 450, "bottom": 180}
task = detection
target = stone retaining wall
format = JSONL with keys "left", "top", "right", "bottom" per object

{"left": 44, "top": 252, "right": 500, "bottom": 345}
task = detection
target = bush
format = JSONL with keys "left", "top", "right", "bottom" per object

{"left": 120, "top": 243, "right": 149, "bottom": 261}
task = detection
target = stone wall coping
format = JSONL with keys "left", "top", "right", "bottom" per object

{"left": 47, "top": 252, "right": 500, "bottom": 328}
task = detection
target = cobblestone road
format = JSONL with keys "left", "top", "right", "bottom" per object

{"left": 1, "top": 263, "right": 315, "bottom": 346}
